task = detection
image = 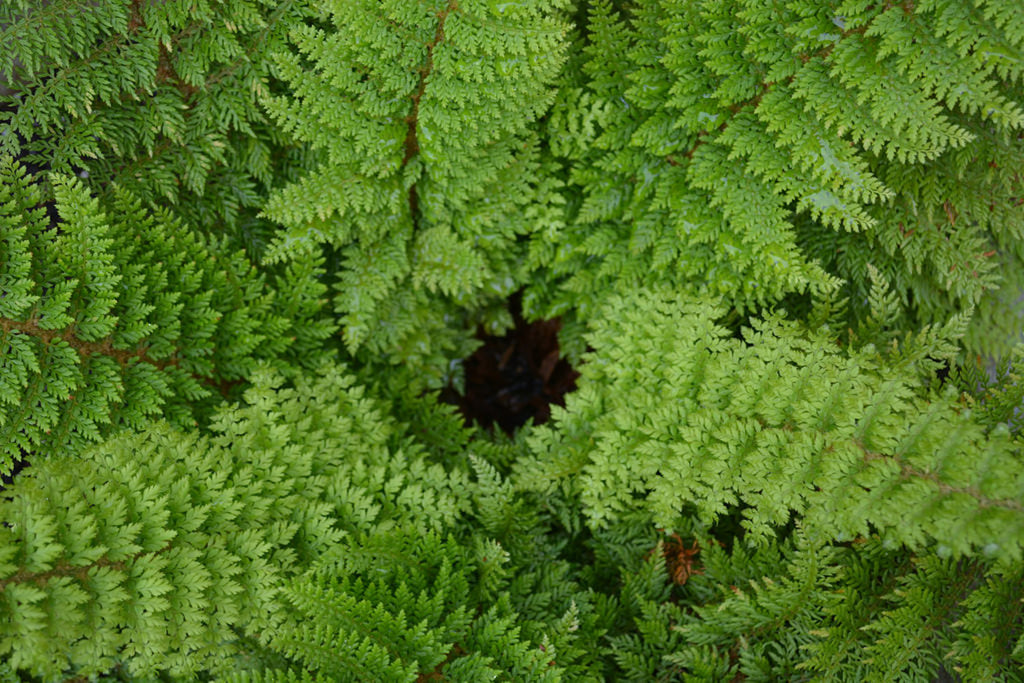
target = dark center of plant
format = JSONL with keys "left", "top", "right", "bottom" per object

{"left": 441, "top": 293, "right": 578, "bottom": 434}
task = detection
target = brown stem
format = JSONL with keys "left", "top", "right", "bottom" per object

{"left": 854, "top": 438, "right": 1023, "bottom": 513}
{"left": 0, "top": 315, "right": 176, "bottom": 370}
{"left": 402, "top": 1, "right": 459, "bottom": 229}
{"left": 0, "top": 542, "right": 173, "bottom": 592}
{"left": 0, "top": 316, "right": 239, "bottom": 399}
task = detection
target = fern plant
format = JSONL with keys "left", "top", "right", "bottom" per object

{"left": 0, "top": 0, "right": 316, "bottom": 243}
{"left": 0, "top": 156, "right": 332, "bottom": 473}
{"left": 529, "top": 0, "right": 1024, "bottom": 357}
{"left": 0, "top": 0, "right": 1022, "bottom": 681}
{"left": 520, "top": 287, "right": 1024, "bottom": 559}
{"left": 0, "top": 364, "right": 470, "bottom": 679}
{"left": 222, "top": 530, "right": 573, "bottom": 682}
{"left": 259, "top": 0, "right": 570, "bottom": 379}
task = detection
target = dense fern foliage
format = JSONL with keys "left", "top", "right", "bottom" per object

{"left": 1, "top": 0, "right": 1022, "bottom": 680}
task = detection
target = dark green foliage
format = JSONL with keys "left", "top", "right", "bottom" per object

{"left": 529, "top": 0, "right": 1024, "bottom": 356}
{"left": 0, "top": 157, "right": 332, "bottom": 473}
{"left": 0, "top": 0, "right": 315, "bottom": 239}
{"left": 661, "top": 533, "right": 1024, "bottom": 682}
{"left": 1, "top": 0, "right": 1023, "bottom": 681}
{"left": 222, "top": 530, "right": 570, "bottom": 682}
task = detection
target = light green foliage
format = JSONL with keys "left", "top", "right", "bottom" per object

{"left": 522, "top": 288, "right": 1024, "bottom": 558}
{"left": 0, "top": 364, "right": 469, "bottom": 680}
{"left": 260, "top": 0, "right": 570, "bottom": 378}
